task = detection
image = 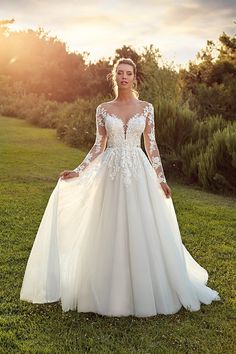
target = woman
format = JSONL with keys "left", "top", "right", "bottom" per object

{"left": 20, "top": 57, "right": 220, "bottom": 316}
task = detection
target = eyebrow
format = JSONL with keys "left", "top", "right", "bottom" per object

{"left": 117, "top": 70, "right": 132, "bottom": 73}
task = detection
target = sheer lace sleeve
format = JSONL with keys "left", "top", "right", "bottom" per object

{"left": 73, "top": 104, "right": 107, "bottom": 174}
{"left": 143, "top": 103, "right": 167, "bottom": 184}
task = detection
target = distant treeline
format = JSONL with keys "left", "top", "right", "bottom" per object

{"left": 0, "top": 20, "right": 235, "bottom": 194}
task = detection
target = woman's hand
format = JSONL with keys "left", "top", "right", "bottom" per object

{"left": 160, "top": 182, "right": 172, "bottom": 198}
{"left": 59, "top": 170, "right": 79, "bottom": 180}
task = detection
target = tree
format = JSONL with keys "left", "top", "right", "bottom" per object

{"left": 179, "top": 27, "right": 236, "bottom": 121}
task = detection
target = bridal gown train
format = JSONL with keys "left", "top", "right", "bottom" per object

{"left": 20, "top": 101, "right": 220, "bottom": 316}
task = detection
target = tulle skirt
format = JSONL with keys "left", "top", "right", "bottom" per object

{"left": 20, "top": 147, "right": 220, "bottom": 316}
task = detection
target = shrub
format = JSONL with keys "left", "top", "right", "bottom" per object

{"left": 153, "top": 98, "right": 198, "bottom": 154}
{"left": 56, "top": 95, "right": 109, "bottom": 149}
{"left": 0, "top": 93, "right": 60, "bottom": 128}
{"left": 198, "top": 122, "right": 236, "bottom": 192}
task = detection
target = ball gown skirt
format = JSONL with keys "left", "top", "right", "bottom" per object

{"left": 20, "top": 146, "right": 221, "bottom": 317}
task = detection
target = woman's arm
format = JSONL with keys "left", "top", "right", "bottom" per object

{"left": 59, "top": 104, "right": 107, "bottom": 180}
{"left": 143, "top": 103, "right": 167, "bottom": 184}
{"left": 73, "top": 104, "right": 107, "bottom": 174}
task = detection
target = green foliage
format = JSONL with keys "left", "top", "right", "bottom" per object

{"left": 56, "top": 95, "right": 109, "bottom": 149}
{"left": 197, "top": 114, "right": 228, "bottom": 144}
{"left": 0, "top": 23, "right": 235, "bottom": 195}
{"left": 180, "top": 114, "right": 228, "bottom": 179}
{"left": 198, "top": 122, "right": 236, "bottom": 192}
{"left": 180, "top": 31, "right": 236, "bottom": 121}
{"left": 80, "top": 59, "right": 113, "bottom": 98}
{"left": 0, "top": 116, "right": 235, "bottom": 354}
{"left": 0, "top": 91, "right": 60, "bottom": 128}
{"left": 154, "top": 99, "right": 198, "bottom": 153}
{"left": 181, "top": 119, "right": 236, "bottom": 193}
{"left": 139, "top": 45, "right": 181, "bottom": 102}
{"left": 0, "top": 26, "right": 88, "bottom": 101}
{"left": 179, "top": 140, "right": 201, "bottom": 182}
{"left": 191, "top": 80, "right": 236, "bottom": 120}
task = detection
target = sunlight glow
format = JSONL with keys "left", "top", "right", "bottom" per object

{"left": 1, "top": 0, "right": 235, "bottom": 66}
{"left": 9, "top": 57, "right": 17, "bottom": 64}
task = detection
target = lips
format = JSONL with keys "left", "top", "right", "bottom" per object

{"left": 121, "top": 81, "right": 128, "bottom": 84}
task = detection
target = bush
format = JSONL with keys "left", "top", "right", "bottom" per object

{"left": 153, "top": 98, "right": 198, "bottom": 154}
{"left": 56, "top": 95, "right": 109, "bottom": 149}
{"left": 179, "top": 140, "right": 203, "bottom": 183}
{"left": 197, "top": 114, "right": 228, "bottom": 144}
{"left": 0, "top": 93, "right": 60, "bottom": 128}
{"left": 180, "top": 119, "right": 236, "bottom": 192}
{"left": 193, "top": 82, "right": 236, "bottom": 121}
{"left": 1, "top": 74, "right": 235, "bottom": 195}
{"left": 198, "top": 122, "right": 236, "bottom": 192}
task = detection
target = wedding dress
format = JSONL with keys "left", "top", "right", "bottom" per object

{"left": 20, "top": 101, "right": 220, "bottom": 316}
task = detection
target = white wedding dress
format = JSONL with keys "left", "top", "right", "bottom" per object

{"left": 20, "top": 101, "right": 220, "bottom": 316}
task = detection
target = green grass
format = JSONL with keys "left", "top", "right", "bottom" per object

{"left": 0, "top": 116, "right": 235, "bottom": 354}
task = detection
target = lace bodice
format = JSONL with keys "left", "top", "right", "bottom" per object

{"left": 74, "top": 102, "right": 167, "bottom": 184}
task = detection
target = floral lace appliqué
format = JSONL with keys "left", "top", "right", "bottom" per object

{"left": 143, "top": 104, "right": 167, "bottom": 183}
{"left": 73, "top": 102, "right": 167, "bottom": 186}
{"left": 73, "top": 105, "right": 107, "bottom": 174}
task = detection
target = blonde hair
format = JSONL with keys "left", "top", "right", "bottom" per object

{"left": 107, "top": 57, "right": 139, "bottom": 98}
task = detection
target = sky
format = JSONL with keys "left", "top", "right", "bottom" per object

{"left": 2, "top": 0, "right": 236, "bottom": 68}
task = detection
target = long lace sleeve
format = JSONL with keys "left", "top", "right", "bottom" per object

{"left": 143, "top": 103, "right": 167, "bottom": 184}
{"left": 73, "top": 104, "right": 107, "bottom": 174}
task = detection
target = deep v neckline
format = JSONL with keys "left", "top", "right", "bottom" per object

{"left": 101, "top": 102, "right": 150, "bottom": 140}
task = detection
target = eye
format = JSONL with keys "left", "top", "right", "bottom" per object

{"left": 117, "top": 71, "right": 132, "bottom": 75}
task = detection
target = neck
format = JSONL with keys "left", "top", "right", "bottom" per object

{"left": 115, "top": 90, "right": 136, "bottom": 103}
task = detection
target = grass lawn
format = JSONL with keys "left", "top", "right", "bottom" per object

{"left": 0, "top": 116, "right": 235, "bottom": 354}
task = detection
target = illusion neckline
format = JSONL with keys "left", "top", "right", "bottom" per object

{"left": 100, "top": 102, "right": 151, "bottom": 128}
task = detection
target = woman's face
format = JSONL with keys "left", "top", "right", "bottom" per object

{"left": 115, "top": 63, "right": 135, "bottom": 90}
